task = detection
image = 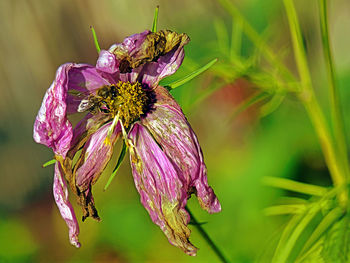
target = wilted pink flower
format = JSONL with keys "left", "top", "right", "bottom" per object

{"left": 33, "top": 30, "right": 221, "bottom": 256}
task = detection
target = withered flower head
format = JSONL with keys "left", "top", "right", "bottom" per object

{"left": 33, "top": 29, "right": 221, "bottom": 256}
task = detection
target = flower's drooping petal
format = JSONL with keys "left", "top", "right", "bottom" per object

{"left": 67, "top": 113, "right": 111, "bottom": 159}
{"left": 53, "top": 162, "right": 80, "bottom": 248}
{"left": 142, "top": 86, "right": 221, "bottom": 213}
{"left": 72, "top": 120, "right": 121, "bottom": 221}
{"left": 140, "top": 34, "right": 188, "bottom": 88}
{"left": 129, "top": 123, "right": 197, "bottom": 256}
{"left": 33, "top": 63, "right": 111, "bottom": 157}
{"left": 75, "top": 121, "right": 121, "bottom": 191}
{"left": 33, "top": 64, "right": 74, "bottom": 158}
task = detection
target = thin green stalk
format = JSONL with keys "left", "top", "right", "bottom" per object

{"left": 319, "top": 0, "right": 349, "bottom": 180}
{"left": 283, "top": 0, "right": 347, "bottom": 205}
{"left": 166, "top": 58, "right": 218, "bottom": 90}
{"left": 262, "top": 176, "right": 328, "bottom": 196}
{"left": 90, "top": 26, "right": 101, "bottom": 53}
{"left": 42, "top": 158, "right": 56, "bottom": 168}
{"left": 152, "top": 5, "right": 159, "bottom": 32}
{"left": 104, "top": 141, "right": 128, "bottom": 191}
{"left": 186, "top": 207, "right": 230, "bottom": 263}
{"left": 230, "top": 18, "right": 242, "bottom": 60}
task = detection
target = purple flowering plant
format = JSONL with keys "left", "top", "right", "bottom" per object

{"left": 33, "top": 8, "right": 222, "bottom": 257}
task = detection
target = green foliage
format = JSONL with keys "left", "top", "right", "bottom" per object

{"left": 215, "top": 0, "right": 350, "bottom": 261}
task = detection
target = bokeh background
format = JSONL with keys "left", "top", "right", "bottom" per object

{"left": 1, "top": 0, "right": 350, "bottom": 262}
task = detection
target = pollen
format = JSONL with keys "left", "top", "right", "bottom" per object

{"left": 96, "top": 81, "right": 149, "bottom": 128}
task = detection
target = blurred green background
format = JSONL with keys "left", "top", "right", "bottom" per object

{"left": 1, "top": 0, "right": 350, "bottom": 262}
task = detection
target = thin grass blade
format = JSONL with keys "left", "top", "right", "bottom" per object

{"left": 90, "top": 26, "right": 101, "bottom": 53}
{"left": 264, "top": 204, "right": 306, "bottom": 216}
{"left": 262, "top": 176, "right": 328, "bottom": 196}
{"left": 273, "top": 205, "right": 322, "bottom": 262}
{"left": 230, "top": 18, "right": 242, "bottom": 60}
{"left": 166, "top": 58, "right": 218, "bottom": 90}
{"left": 104, "top": 141, "right": 128, "bottom": 191}
{"left": 152, "top": 6, "right": 159, "bottom": 32}
{"left": 298, "top": 207, "right": 344, "bottom": 258}
{"left": 214, "top": 19, "right": 229, "bottom": 54}
{"left": 42, "top": 159, "right": 56, "bottom": 168}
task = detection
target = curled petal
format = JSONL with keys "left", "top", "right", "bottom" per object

{"left": 140, "top": 44, "right": 186, "bottom": 88}
{"left": 111, "top": 30, "right": 150, "bottom": 55}
{"left": 96, "top": 50, "right": 118, "bottom": 74}
{"left": 142, "top": 86, "right": 221, "bottom": 213}
{"left": 67, "top": 64, "right": 111, "bottom": 93}
{"left": 106, "top": 30, "right": 189, "bottom": 79}
{"left": 33, "top": 64, "right": 74, "bottom": 158}
{"left": 53, "top": 162, "right": 80, "bottom": 248}
{"left": 33, "top": 63, "right": 111, "bottom": 157}
{"left": 129, "top": 123, "right": 197, "bottom": 256}
{"left": 67, "top": 113, "right": 111, "bottom": 160}
{"left": 75, "top": 121, "right": 121, "bottom": 191}
{"left": 100, "top": 30, "right": 150, "bottom": 74}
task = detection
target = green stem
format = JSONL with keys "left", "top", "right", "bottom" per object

{"left": 283, "top": 0, "right": 347, "bottom": 206}
{"left": 319, "top": 0, "right": 349, "bottom": 180}
{"left": 186, "top": 207, "right": 230, "bottom": 263}
{"left": 152, "top": 5, "right": 159, "bottom": 32}
{"left": 90, "top": 26, "right": 101, "bottom": 53}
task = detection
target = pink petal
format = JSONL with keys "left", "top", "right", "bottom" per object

{"left": 68, "top": 64, "right": 111, "bottom": 92}
{"left": 96, "top": 50, "right": 118, "bottom": 74}
{"left": 142, "top": 86, "right": 221, "bottom": 213}
{"left": 53, "top": 162, "right": 80, "bottom": 248}
{"left": 33, "top": 63, "right": 111, "bottom": 157}
{"left": 33, "top": 64, "right": 74, "bottom": 158}
{"left": 129, "top": 123, "right": 197, "bottom": 256}
{"left": 75, "top": 121, "right": 121, "bottom": 190}
{"left": 97, "top": 31, "right": 150, "bottom": 74}
{"left": 140, "top": 47, "right": 186, "bottom": 88}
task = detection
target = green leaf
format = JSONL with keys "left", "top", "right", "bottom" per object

{"left": 262, "top": 176, "right": 328, "bottom": 196}
{"left": 152, "top": 5, "right": 159, "bottom": 33}
{"left": 214, "top": 19, "right": 229, "bottom": 54}
{"left": 104, "top": 141, "right": 128, "bottom": 191}
{"left": 230, "top": 18, "right": 242, "bottom": 60}
{"left": 166, "top": 58, "right": 218, "bottom": 90}
{"left": 298, "top": 207, "right": 344, "bottom": 259}
{"left": 259, "top": 92, "right": 286, "bottom": 117}
{"left": 273, "top": 213, "right": 304, "bottom": 262}
{"left": 90, "top": 26, "right": 101, "bottom": 53}
{"left": 273, "top": 205, "right": 323, "bottom": 263}
{"left": 42, "top": 159, "right": 56, "bottom": 168}
{"left": 264, "top": 204, "right": 306, "bottom": 216}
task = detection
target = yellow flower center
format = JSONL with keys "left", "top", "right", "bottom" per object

{"left": 95, "top": 81, "right": 149, "bottom": 128}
